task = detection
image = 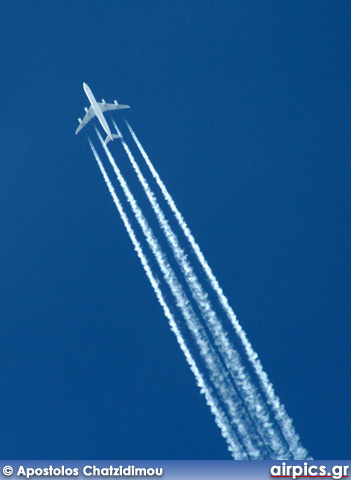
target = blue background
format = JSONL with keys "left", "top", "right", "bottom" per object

{"left": 1, "top": 1, "right": 350, "bottom": 459}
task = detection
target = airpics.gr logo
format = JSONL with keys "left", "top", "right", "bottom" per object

{"left": 270, "top": 462, "right": 349, "bottom": 479}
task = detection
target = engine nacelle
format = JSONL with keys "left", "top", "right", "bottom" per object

{"left": 101, "top": 99, "right": 106, "bottom": 104}
{"left": 78, "top": 118, "right": 82, "bottom": 124}
{"left": 84, "top": 107, "right": 89, "bottom": 113}
{"left": 114, "top": 100, "right": 118, "bottom": 105}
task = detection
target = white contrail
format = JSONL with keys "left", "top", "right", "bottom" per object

{"left": 95, "top": 128, "right": 266, "bottom": 459}
{"left": 113, "top": 121, "right": 289, "bottom": 459}
{"left": 88, "top": 138, "right": 246, "bottom": 459}
{"left": 125, "top": 120, "right": 309, "bottom": 460}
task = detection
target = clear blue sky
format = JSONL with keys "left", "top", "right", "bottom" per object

{"left": 1, "top": 1, "right": 350, "bottom": 459}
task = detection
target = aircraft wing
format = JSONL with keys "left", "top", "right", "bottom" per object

{"left": 99, "top": 102, "right": 130, "bottom": 113}
{"left": 75, "top": 106, "right": 96, "bottom": 135}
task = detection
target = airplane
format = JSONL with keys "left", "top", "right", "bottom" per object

{"left": 75, "top": 82, "right": 130, "bottom": 144}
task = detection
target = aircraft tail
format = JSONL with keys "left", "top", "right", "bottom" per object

{"left": 105, "top": 134, "right": 121, "bottom": 145}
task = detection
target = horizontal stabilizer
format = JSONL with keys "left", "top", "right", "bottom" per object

{"left": 105, "top": 133, "right": 121, "bottom": 145}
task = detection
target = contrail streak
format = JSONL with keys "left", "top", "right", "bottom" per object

{"left": 95, "top": 127, "right": 266, "bottom": 459}
{"left": 125, "top": 120, "right": 310, "bottom": 460}
{"left": 88, "top": 138, "right": 246, "bottom": 459}
{"left": 113, "top": 121, "right": 289, "bottom": 459}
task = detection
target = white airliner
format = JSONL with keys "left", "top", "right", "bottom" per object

{"left": 75, "top": 83, "right": 130, "bottom": 144}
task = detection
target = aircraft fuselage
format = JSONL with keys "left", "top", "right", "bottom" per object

{"left": 83, "top": 82, "right": 113, "bottom": 141}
